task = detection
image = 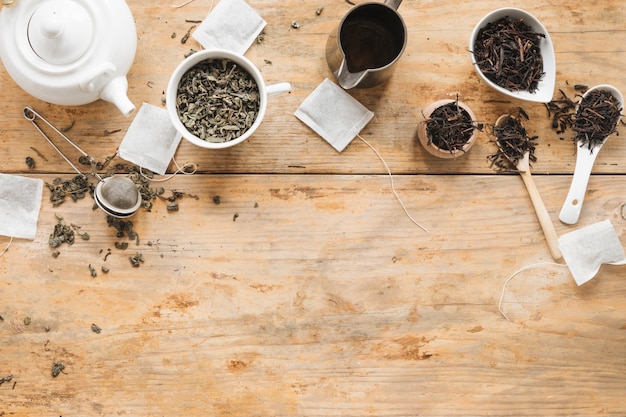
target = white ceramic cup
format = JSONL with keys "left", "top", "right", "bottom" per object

{"left": 166, "top": 49, "right": 291, "bottom": 149}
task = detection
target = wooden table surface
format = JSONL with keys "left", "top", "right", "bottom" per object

{"left": 1, "top": 0, "right": 625, "bottom": 415}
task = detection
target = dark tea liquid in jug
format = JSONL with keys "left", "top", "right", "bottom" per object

{"left": 339, "top": 5, "right": 405, "bottom": 72}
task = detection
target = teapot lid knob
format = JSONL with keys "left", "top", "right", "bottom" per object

{"left": 28, "top": 0, "right": 93, "bottom": 65}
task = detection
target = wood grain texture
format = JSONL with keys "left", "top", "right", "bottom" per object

{"left": 1, "top": 0, "right": 626, "bottom": 415}
{"left": 1, "top": 174, "right": 626, "bottom": 416}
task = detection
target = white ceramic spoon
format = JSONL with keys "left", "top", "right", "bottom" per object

{"left": 559, "top": 84, "right": 624, "bottom": 225}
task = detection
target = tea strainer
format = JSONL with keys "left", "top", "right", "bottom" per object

{"left": 23, "top": 106, "right": 142, "bottom": 218}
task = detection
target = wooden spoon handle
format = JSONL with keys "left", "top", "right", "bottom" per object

{"left": 519, "top": 170, "right": 563, "bottom": 260}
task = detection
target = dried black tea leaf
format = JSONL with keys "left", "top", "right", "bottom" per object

{"left": 545, "top": 88, "right": 578, "bottom": 136}
{"left": 488, "top": 113, "right": 538, "bottom": 171}
{"left": 424, "top": 100, "right": 481, "bottom": 154}
{"left": 574, "top": 89, "right": 622, "bottom": 151}
{"left": 473, "top": 16, "right": 545, "bottom": 93}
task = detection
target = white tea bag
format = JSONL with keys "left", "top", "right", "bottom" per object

{"left": 192, "top": 0, "right": 267, "bottom": 55}
{"left": 0, "top": 173, "right": 43, "bottom": 240}
{"left": 559, "top": 220, "right": 626, "bottom": 285}
{"left": 118, "top": 103, "right": 182, "bottom": 175}
{"left": 295, "top": 78, "right": 374, "bottom": 152}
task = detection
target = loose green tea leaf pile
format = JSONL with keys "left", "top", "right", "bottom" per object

{"left": 425, "top": 100, "right": 482, "bottom": 154}
{"left": 46, "top": 175, "right": 93, "bottom": 207}
{"left": 473, "top": 16, "right": 545, "bottom": 93}
{"left": 176, "top": 58, "right": 260, "bottom": 142}
{"left": 574, "top": 89, "right": 622, "bottom": 151}
{"left": 488, "top": 113, "right": 537, "bottom": 171}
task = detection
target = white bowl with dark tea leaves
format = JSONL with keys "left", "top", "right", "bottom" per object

{"left": 166, "top": 49, "right": 292, "bottom": 149}
{"left": 469, "top": 8, "right": 556, "bottom": 103}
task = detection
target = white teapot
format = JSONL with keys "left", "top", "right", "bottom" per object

{"left": 0, "top": 0, "right": 137, "bottom": 116}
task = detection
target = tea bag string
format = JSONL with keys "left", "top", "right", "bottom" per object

{"left": 23, "top": 106, "right": 102, "bottom": 181}
{"left": 498, "top": 261, "right": 568, "bottom": 321}
{"left": 139, "top": 158, "right": 198, "bottom": 183}
{"left": 357, "top": 134, "right": 429, "bottom": 233}
{"left": 0, "top": 236, "right": 13, "bottom": 257}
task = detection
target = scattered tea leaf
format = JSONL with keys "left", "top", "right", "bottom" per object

{"left": 46, "top": 175, "right": 93, "bottom": 207}
{"left": 51, "top": 362, "right": 65, "bottom": 378}
{"left": 49, "top": 216, "right": 75, "bottom": 248}
{"left": 115, "top": 242, "right": 129, "bottom": 250}
{"left": 129, "top": 253, "right": 144, "bottom": 267}
{"left": 91, "top": 323, "right": 102, "bottom": 334}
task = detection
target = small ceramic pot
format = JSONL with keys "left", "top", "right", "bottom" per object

{"left": 418, "top": 99, "right": 478, "bottom": 159}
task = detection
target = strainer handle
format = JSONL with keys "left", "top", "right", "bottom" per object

{"left": 23, "top": 106, "right": 99, "bottom": 179}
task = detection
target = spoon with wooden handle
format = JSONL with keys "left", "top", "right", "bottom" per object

{"left": 496, "top": 115, "right": 562, "bottom": 260}
{"left": 559, "top": 84, "right": 624, "bottom": 225}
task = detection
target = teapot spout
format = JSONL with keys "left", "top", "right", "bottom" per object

{"left": 100, "top": 76, "right": 135, "bottom": 117}
{"left": 335, "top": 60, "right": 368, "bottom": 90}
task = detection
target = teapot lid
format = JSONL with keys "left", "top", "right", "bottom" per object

{"left": 27, "top": 0, "right": 93, "bottom": 65}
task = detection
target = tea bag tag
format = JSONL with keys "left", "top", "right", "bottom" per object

{"left": 295, "top": 78, "right": 374, "bottom": 152}
{"left": 192, "top": 0, "right": 267, "bottom": 55}
{"left": 0, "top": 173, "right": 43, "bottom": 240}
{"left": 558, "top": 220, "right": 626, "bottom": 285}
{"left": 118, "top": 103, "right": 182, "bottom": 175}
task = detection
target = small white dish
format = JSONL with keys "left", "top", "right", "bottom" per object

{"left": 469, "top": 8, "right": 556, "bottom": 103}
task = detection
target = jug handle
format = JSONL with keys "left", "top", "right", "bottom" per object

{"left": 384, "top": 0, "right": 402, "bottom": 10}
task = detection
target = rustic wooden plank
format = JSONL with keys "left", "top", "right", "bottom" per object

{"left": 1, "top": 173, "right": 625, "bottom": 416}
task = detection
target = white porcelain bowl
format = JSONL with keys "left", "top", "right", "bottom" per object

{"left": 166, "top": 49, "right": 291, "bottom": 149}
{"left": 469, "top": 8, "right": 556, "bottom": 103}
